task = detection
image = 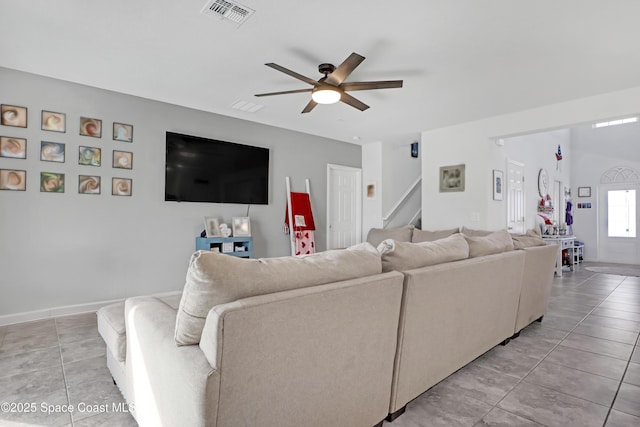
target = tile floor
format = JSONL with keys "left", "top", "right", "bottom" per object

{"left": 0, "top": 263, "right": 639, "bottom": 426}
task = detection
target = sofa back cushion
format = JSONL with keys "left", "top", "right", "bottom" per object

{"left": 463, "top": 229, "right": 514, "bottom": 258}
{"left": 460, "top": 226, "right": 493, "bottom": 237}
{"left": 175, "top": 243, "right": 382, "bottom": 345}
{"left": 511, "top": 233, "right": 546, "bottom": 250}
{"left": 411, "top": 227, "right": 460, "bottom": 243}
{"left": 378, "top": 234, "right": 469, "bottom": 272}
{"left": 366, "top": 225, "right": 414, "bottom": 247}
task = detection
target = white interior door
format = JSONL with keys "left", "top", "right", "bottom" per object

{"left": 507, "top": 160, "right": 525, "bottom": 234}
{"left": 327, "top": 164, "right": 362, "bottom": 249}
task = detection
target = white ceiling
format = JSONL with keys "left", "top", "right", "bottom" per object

{"left": 2, "top": 1, "right": 640, "bottom": 145}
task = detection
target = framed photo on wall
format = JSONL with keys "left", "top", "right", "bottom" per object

{"left": 439, "top": 164, "right": 465, "bottom": 192}
{"left": 40, "top": 141, "right": 65, "bottom": 163}
{"left": 0, "top": 169, "right": 26, "bottom": 191}
{"left": 79, "top": 117, "right": 102, "bottom": 138}
{"left": 1, "top": 104, "right": 27, "bottom": 128}
{"left": 493, "top": 169, "right": 504, "bottom": 201}
{"left": 578, "top": 186, "right": 591, "bottom": 197}
{"left": 40, "top": 172, "right": 64, "bottom": 193}
{"left": 41, "top": 111, "right": 66, "bottom": 133}
{"left": 0, "top": 137, "right": 27, "bottom": 159}
{"left": 113, "top": 122, "right": 133, "bottom": 142}
{"left": 112, "top": 178, "right": 132, "bottom": 196}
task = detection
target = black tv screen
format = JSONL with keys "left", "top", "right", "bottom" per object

{"left": 165, "top": 132, "right": 269, "bottom": 204}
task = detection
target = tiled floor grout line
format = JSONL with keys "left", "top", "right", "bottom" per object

{"left": 54, "top": 318, "right": 75, "bottom": 427}
{"left": 493, "top": 271, "right": 628, "bottom": 427}
{"left": 490, "top": 273, "right": 599, "bottom": 427}
{"left": 601, "top": 275, "right": 640, "bottom": 425}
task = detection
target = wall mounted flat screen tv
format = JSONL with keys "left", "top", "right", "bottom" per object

{"left": 165, "top": 131, "right": 269, "bottom": 204}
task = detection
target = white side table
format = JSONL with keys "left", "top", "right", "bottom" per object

{"left": 542, "top": 235, "right": 576, "bottom": 277}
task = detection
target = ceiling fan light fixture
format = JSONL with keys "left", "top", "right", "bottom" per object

{"left": 311, "top": 86, "right": 341, "bottom": 104}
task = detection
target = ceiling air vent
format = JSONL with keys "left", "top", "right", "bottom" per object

{"left": 201, "top": 0, "right": 255, "bottom": 25}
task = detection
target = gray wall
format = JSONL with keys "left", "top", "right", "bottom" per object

{"left": 0, "top": 68, "right": 361, "bottom": 316}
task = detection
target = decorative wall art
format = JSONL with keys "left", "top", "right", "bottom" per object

{"left": 204, "top": 217, "right": 221, "bottom": 237}
{"left": 493, "top": 170, "right": 504, "bottom": 201}
{"left": 0, "top": 137, "right": 27, "bottom": 159}
{"left": 40, "top": 141, "right": 65, "bottom": 163}
{"left": 40, "top": 172, "right": 64, "bottom": 193}
{"left": 232, "top": 217, "right": 251, "bottom": 236}
{"left": 78, "top": 175, "right": 101, "bottom": 194}
{"left": 0, "top": 169, "right": 26, "bottom": 191}
{"left": 78, "top": 146, "right": 101, "bottom": 166}
{"left": 1, "top": 104, "right": 27, "bottom": 128}
{"left": 578, "top": 187, "right": 591, "bottom": 197}
{"left": 41, "top": 111, "right": 66, "bottom": 133}
{"left": 79, "top": 117, "right": 102, "bottom": 138}
{"left": 366, "top": 183, "right": 376, "bottom": 199}
{"left": 112, "top": 150, "right": 132, "bottom": 169}
{"left": 112, "top": 177, "right": 132, "bottom": 196}
{"left": 439, "top": 164, "right": 465, "bottom": 192}
{"left": 113, "top": 122, "right": 133, "bottom": 142}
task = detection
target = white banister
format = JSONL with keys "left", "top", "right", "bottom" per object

{"left": 382, "top": 176, "right": 421, "bottom": 225}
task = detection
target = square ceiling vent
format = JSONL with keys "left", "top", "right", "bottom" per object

{"left": 201, "top": 0, "right": 255, "bottom": 25}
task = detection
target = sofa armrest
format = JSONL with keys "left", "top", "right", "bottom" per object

{"left": 125, "top": 296, "right": 219, "bottom": 427}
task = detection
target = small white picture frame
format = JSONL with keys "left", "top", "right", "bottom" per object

{"left": 204, "top": 217, "right": 221, "bottom": 237}
{"left": 232, "top": 217, "right": 251, "bottom": 237}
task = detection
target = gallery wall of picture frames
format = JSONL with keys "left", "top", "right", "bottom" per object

{"left": 0, "top": 103, "right": 134, "bottom": 196}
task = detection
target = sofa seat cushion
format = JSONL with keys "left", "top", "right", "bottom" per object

{"left": 366, "top": 225, "right": 414, "bottom": 247}
{"left": 378, "top": 234, "right": 469, "bottom": 272}
{"left": 97, "top": 302, "right": 127, "bottom": 362}
{"left": 97, "top": 294, "right": 182, "bottom": 362}
{"left": 175, "top": 243, "right": 382, "bottom": 345}
{"left": 463, "top": 229, "right": 514, "bottom": 258}
{"left": 411, "top": 227, "right": 459, "bottom": 243}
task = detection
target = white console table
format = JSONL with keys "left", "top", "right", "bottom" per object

{"left": 542, "top": 235, "right": 576, "bottom": 277}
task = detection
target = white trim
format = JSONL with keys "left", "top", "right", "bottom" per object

{"left": 0, "top": 291, "right": 182, "bottom": 326}
{"left": 382, "top": 176, "right": 421, "bottom": 223}
{"left": 326, "top": 164, "right": 362, "bottom": 249}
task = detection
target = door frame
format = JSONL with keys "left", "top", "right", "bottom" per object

{"left": 326, "top": 163, "right": 362, "bottom": 249}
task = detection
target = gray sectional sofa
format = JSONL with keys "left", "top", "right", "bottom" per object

{"left": 97, "top": 226, "right": 557, "bottom": 426}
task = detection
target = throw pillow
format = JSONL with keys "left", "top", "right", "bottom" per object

{"left": 378, "top": 233, "right": 469, "bottom": 272}
{"left": 411, "top": 227, "right": 460, "bottom": 243}
{"left": 366, "top": 225, "right": 414, "bottom": 247}
{"left": 463, "top": 229, "right": 515, "bottom": 258}
{"left": 511, "top": 233, "right": 546, "bottom": 250}
{"left": 175, "top": 243, "right": 382, "bottom": 345}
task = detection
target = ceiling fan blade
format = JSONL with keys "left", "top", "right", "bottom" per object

{"left": 325, "top": 52, "right": 365, "bottom": 86}
{"left": 265, "top": 63, "right": 318, "bottom": 86}
{"left": 301, "top": 99, "right": 318, "bottom": 114}
{"left": 340, "top": 80, "right": 403, "bottom": 91}
{"left": 255, "top": 88, "right": 313, "bottom": 97}
{"left": 340, "top": 93, "right": 369, "bottom": 111}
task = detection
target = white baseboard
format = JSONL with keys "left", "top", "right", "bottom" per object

{"left": 0, "top": 291, "right": 182, "bottom": 327}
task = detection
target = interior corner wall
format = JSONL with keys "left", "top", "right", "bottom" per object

{"left": 0, "top": 67, "right": 361, "bottom": 317}
{"left": 421, "top": 85, "right": 640, "bottom": 232}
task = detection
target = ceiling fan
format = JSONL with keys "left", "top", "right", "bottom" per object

{"left": 255, "top": 52, "right": 403, "bottom": 113}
